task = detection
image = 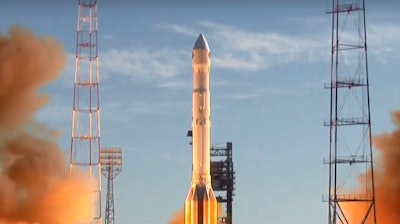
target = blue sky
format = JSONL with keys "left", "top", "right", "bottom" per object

{"left": 1, "top": 1, "right": 400, "bottom": 223}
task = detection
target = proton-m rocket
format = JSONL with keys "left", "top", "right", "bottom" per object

{"left": 184, "top": 33, "right": 218, "bottom": 224}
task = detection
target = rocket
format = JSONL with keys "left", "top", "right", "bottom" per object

{"left": 184, "top": 34, "right": 218, "bottom": 224}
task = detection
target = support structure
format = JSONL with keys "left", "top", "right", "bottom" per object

{"left": 210, "top": 142, "right": 235, "bottom": 224}
{"left": 101, "top": 148, "right": 122, "bottom": 224}
{"left": 69, "top": 0, "right": 102, "bottom": 223}
{"left": 324, "top": 0, "right": 376, "bottom": 223}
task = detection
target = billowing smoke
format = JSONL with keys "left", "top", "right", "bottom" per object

{"left": 345, "top": 110, "right": 400, "bottom": 223}
{"left": 0, "top": 26, "right": 92, "bottom": 224}
{"left": 371, "top": 110, "right": 400, "bottom": 223}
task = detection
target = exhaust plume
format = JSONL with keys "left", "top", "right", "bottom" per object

{"left": 345, "top": 110, "right": 400, "bottom": 223}
{"left": 168, "top": 204, "right": 225, "bottom": 224}
{"left": 0, "top": 26, "right": 92, "bottom": 224}
{"left": 371, "top": 110, "right": 400, "bottom": 223}
{"left": 168, "top": 207, "right": 184, "bottom": 224}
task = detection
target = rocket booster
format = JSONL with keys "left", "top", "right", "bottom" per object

{"left": 184, "top": 34, "right": 217, "bottom": 224}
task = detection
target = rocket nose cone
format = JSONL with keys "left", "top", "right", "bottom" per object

{"left": 193, "top": 33, "right": 210, "bottom": 51}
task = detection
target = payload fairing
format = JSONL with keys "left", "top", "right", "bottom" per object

{"left": 184, "top": 34, "right": 218, "bottom": 224}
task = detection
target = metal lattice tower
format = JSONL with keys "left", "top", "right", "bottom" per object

{"left": 69, "top": 0, "right": 102, "bottom": 223}
{"left": 100, "top": 148, "right": 122, "bottom": 224}
{"left": 324, "top": 0, "right": 376, "bottom": 223}
{"left": 210, "top": 142, "right": 235, "bottom": 224}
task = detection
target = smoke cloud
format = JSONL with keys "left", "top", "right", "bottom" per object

{"left": 345, "top": 110, "right": 400, "bottom": 223}
{"left": 371, "top": 110, "right": 400, "bottom": 223}
{"left": 0, "top": 26, "right": 92, "bottom": 224}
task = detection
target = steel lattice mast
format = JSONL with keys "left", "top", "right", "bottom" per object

{"left": 324, "top": 0, "right": 376, "bottom": 223}
{"left": 70, "top": 0, "right": 102, "bottom": 223}
{"left": 100, "top": 148, "right": 122, "bottom": 224}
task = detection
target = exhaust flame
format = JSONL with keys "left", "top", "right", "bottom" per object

{"left": 345, "top": 110, "right": 400, "bottom": 223}
{"left": 168, "top": 207, "right": 184, "bottom": 224}
{"left": 0, "top": 26, "right": 92, "bottom": 224}
{"left": 168, "top": 204, "right": 225, "bottom": 224}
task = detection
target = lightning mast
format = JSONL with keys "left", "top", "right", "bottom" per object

{"left": 324, "top": 0, "right": 376, "bottom": 223}
{"left": 70, "top": 0, "right": 102, "bottom": 223}
{"left": 101, "top": 148, "right": 122, "bottom": 224}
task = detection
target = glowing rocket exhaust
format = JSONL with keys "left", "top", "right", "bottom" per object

{"left": 184, "top": 34, "right": 218, "bottom": 224}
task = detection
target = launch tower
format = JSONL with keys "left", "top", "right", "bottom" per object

{"left": 210, "top": 142, "right": 235, "bottom": 224}
{"left": 324, "top": 0, "right": 376, "bottom": 223}
{"left": 100, "top": 148, "right": 122, "bottom": 224}
{"left": 69, "top": 0, "right": 102, "bottom": 223}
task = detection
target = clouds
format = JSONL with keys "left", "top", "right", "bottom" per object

{"left": 202, "top": 21, "right": 328, "bottom": 70}
{"left": 158, "top": 24, "right": 199, "bottom": 38}
{"left": 368, "top": 22, "right": 400, "bottom": 63}
{"left": 100, "top": 48, "right": 188, "bottom": 81}
{"left": 161, "top": 21, "right": 329, "bottom": 72}
{"left": 60, "top": 17, "right": 400, "bottom": 88}
{"left": 89, "top": 21, "right": 331, "bottom": 87}
{"left": 61, "top": 17, "right": 400, "bottom": 97}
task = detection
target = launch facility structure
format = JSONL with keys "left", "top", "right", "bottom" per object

{"left": 101, "top": 148, "right": 123, "bottom": 224}
{"left": 69, "top": 0, "right": 102, "bottom": 224}
{"left": 210, "top": 143, "right": 235, "bottom": 224}
{"left": 324, "top": 0, "right": 377, "bottom": 223}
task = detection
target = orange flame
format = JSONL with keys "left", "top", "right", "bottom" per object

{"left": 168, "top": 207, "right": 185, "bottom": 224}
{"left": 168, "top": 203, "right": 225, "bottom": 224}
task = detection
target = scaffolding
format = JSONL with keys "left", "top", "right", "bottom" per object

{"left": 211, "top": 142, "right": 235, "bottom": 224}
{"left": 324, "top": 0, "right": 376, "bottom": 223}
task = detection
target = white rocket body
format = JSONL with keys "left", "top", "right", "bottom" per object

{"left": 184, "top": 34, "right": 217, "bottom": 224}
